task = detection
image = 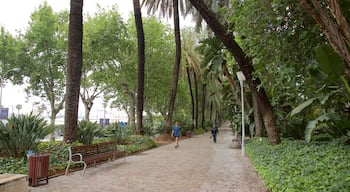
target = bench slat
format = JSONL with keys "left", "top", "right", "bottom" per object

{"left": 65, "top": 141, "right": 127, "bottom": 176}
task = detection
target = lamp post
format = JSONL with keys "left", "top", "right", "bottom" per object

{"left": 236, "top": 71, "right": 246, "bottom": 156}
{"left": 0, "top": 68, "right": 21, "bottom": 109}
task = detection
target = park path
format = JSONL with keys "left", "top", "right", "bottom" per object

{"left": 29, "top": 122, "right": 267, "bottom": 192}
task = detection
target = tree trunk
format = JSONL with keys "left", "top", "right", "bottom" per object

{"left": 188, "top": 0, "right": 280, "bottom": 144}
{"left": 300, "top": 0, "right": 350, "bottom": 79}
{"left": 193, "top": 68, "right": 199, "bottom": 129}
{"left": 122, "top": 83, "right": 136, "bottom": 127}
{"left": 186, "top": 67, "right": 195, "bottom": 131}
{"left": 133, "top": 0, "right": 145, "bottom": 135}
{"left": 49, "top": 99, "right": 64, "bottom": 141}
{"left": 165, "top": 0, "right": 182, "bottom": 134}
{"left": 201, "top": 83, "right": 206, "bottom": 129}
{"left": 64, "top": 0, "right": 83, "bottom": 143}
{"left": 83, "top": 102, "right": 92, "bottom": 121}
{"left": 252, "top": 94, "right": 263, "bottom": 137}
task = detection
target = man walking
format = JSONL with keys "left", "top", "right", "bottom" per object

{"left": 211, "top": 125, "right": 219, "bottom": 143}
{"left": 172, "top": 122, "right": 181, "bottom": 148}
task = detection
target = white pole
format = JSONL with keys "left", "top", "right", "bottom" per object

{"left": 236, "top": 71, "right": 246, "bottom": 157}
{"left": 240, "top": 80, "right": 245, "bottom": 156}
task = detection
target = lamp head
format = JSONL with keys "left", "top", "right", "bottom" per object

{"left": 236, "top": 71, "right": 246, "bottom": 81}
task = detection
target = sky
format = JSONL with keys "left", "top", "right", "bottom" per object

{"left": 0, "top": 0, "right": 134, "bottom": 33}
{"left": 0, "top": 0, "right": 193, "bottom": 121}
{"left": 0, "top": 0, "right": 135, "bottom": 120}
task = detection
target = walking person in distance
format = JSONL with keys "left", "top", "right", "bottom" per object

{"left": 172, "top": 122, "right": 181, "bottom": 148}
{"left": 211, "top": 125, "right": 219, "bottom": 143}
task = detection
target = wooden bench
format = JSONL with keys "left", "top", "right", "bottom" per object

{"left": 65, "top": 141, "right": 127, "bottom": 176}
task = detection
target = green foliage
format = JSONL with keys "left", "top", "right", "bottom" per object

{"left": 142, "top": 119, "right": 158, "bottom": 136}
{"left": 77, "top": 120, "right": 103, "bottom": 144}
{"left": 37, "top": 141, "right": 70, "bottom": 171}
{"left": 104, "top": 122, "right": 131, "bottom": 144}
{"left": 0, "top": 113, "right": 54, "bottom": 158}
{"left": 316, "top": 44, "right": 344, "bottom": 81}
{"left": 21, "top": 2, "right": 67, "bottom": 118}
{"left": 124, "top": 135, "right": 158, "bottom": 153}
{"left": 289, "top": 42, "right": 350, "bottom": 142}
{"left": 193, "top": 128, "right": 206, "bottom": 135}
{"left": 246, "top": 137, "right": 350, "bottom": 192}
{"left": 290, "top": 99, "right": 316, "bottom": 117}
{"left": 0, "top": 157, "right": 27, "bottom": 174}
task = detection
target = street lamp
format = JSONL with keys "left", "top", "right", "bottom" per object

{"left": 236, "top": 71, "right": 246, "bottom": 156}
{"left": 0, "top": 67, "right": 21, "bottom": 109}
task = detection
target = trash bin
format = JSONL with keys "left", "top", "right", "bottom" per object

{"left": 28, "top": 154, "right": 49, "bottom": 187}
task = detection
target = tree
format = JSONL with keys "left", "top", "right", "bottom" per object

{"left": 182, "top": 28, "right": 202, "bottom": 129}
{"left": 82, "top": 5, "right": 129, "bottom": 121}
{"left": 64, "top": 0, "right": 83, "bottom": 143}
{"left": 141, "top": 0, "right": 187, "bottom": 133}
{"left": 133, "top": 0, "right": 146, "bottom": 135}
{"left": 300, "top": 0, "right": 350, "bottom": 80}
{"left": 22, "top": 3, "right": 68, "bottom": 140}
{"left": 188, "top": 0, "right": 281, "bottom": 144}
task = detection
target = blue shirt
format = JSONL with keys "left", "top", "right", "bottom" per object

{"left": 173, "top": 125, "right": 181, "bottom": 137}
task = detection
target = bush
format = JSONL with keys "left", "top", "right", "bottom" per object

{"left": 124, "top": 135, "right": 158, "bottom": 153}
{"left": 77, "top": 120, "right": 103, "bottom": 144}
{"left": 0, "top": 113, "right": 54, "bottom": 158}
{"left": 0, "top": 157, "right": 27, "bottom": 174}
{"left": 37, "top": 141, "right": 69, "bottom": 172}
{"left": 104, "top": 122, "right": 132, "bottom": 144}
{"left": 246, "top": 137, "right": 350, "bottom": 192}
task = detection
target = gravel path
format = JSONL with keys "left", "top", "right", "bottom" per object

{"left": 29, "top": 123, "right": 267, "bottom": 192}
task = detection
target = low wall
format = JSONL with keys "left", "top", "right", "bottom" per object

{"left": 0, "top": 173, "right": 27, "bottom": 192}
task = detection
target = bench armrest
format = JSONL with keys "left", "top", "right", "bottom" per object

{"left": 71, "top": 153, "right": 83, "bottom": 162}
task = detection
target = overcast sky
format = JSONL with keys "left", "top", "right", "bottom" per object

{"left": 0, "top": 0, "right": 192, "bottom": 119}
{"left": 0, "top": 0, "right": 134, "bottom": 118}
{"left": 0, "top": 0, "right": 134, "bottom": 34}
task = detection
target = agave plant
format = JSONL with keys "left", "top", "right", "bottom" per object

{"left": 0, "top": 113, "right": 54, "bottom": 158}
{"left": 77, "top": 120, "right": 103, "bottom": 144}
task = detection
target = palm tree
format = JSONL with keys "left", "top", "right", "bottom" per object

{"left": 188, "top": 0, "right": 280, "bottom": 144}
{"left": 133, "top": 0, "right": 146, "bottom": 135}
{"left": 64, "top": 0, "right": 83, "bottom": 143}
{"left": 182, "top": 29, "right": 202, "bottom": 129}
{"left": 141, "top": 0, "right": 187, "bottom": 133}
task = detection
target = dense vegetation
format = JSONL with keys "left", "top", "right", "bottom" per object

{"left": 246, "top": 137, "right": 350, "bottom": 192}
{"left": 0, "top": 1, "right": 350, "bottom": 191}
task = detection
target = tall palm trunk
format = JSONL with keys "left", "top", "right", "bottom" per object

{"left": 186, "top": 67, "right": 195, "bottom": 130}
{"left": 201, "top": 83, "right": 206, "bottom": 129}
{"left": 165, "top": 0, "right": 182, "bottom": 134}
{"left": 188, "top": 0, "right": 280, "bottom": 144}
{"left": 193, "top": 68, "right": 199, "bottom": 129}
{"left": 133, "top": 0, "right": 145, "bottom": 135}
{"left": 64, "top": 0, "right": 83, "bottom": 143}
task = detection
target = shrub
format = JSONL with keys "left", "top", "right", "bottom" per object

{"left": 104, "top": 122, "right": 131, "bottom": 144}
{"left": 0, "top": 157, "right": 27, "bottom": 174}
{"left": 125, "top": 135, "right": 158, "bottom": 153}
{"left": 77, "top": 120, "right": 103, "bottom": 144}
{"left": 0, "top": 113, "right": 54, "bottom": 158}
{"left": 37, "top": 141, "right": 69, "bottom": 172}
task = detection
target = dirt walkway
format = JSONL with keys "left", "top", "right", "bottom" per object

{"left": 29, "top": 122, "right": 267, "bottom": 192}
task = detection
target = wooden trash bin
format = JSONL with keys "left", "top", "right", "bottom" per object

{"left": 28, "top": 154, "right": 49, "bottom": 187}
